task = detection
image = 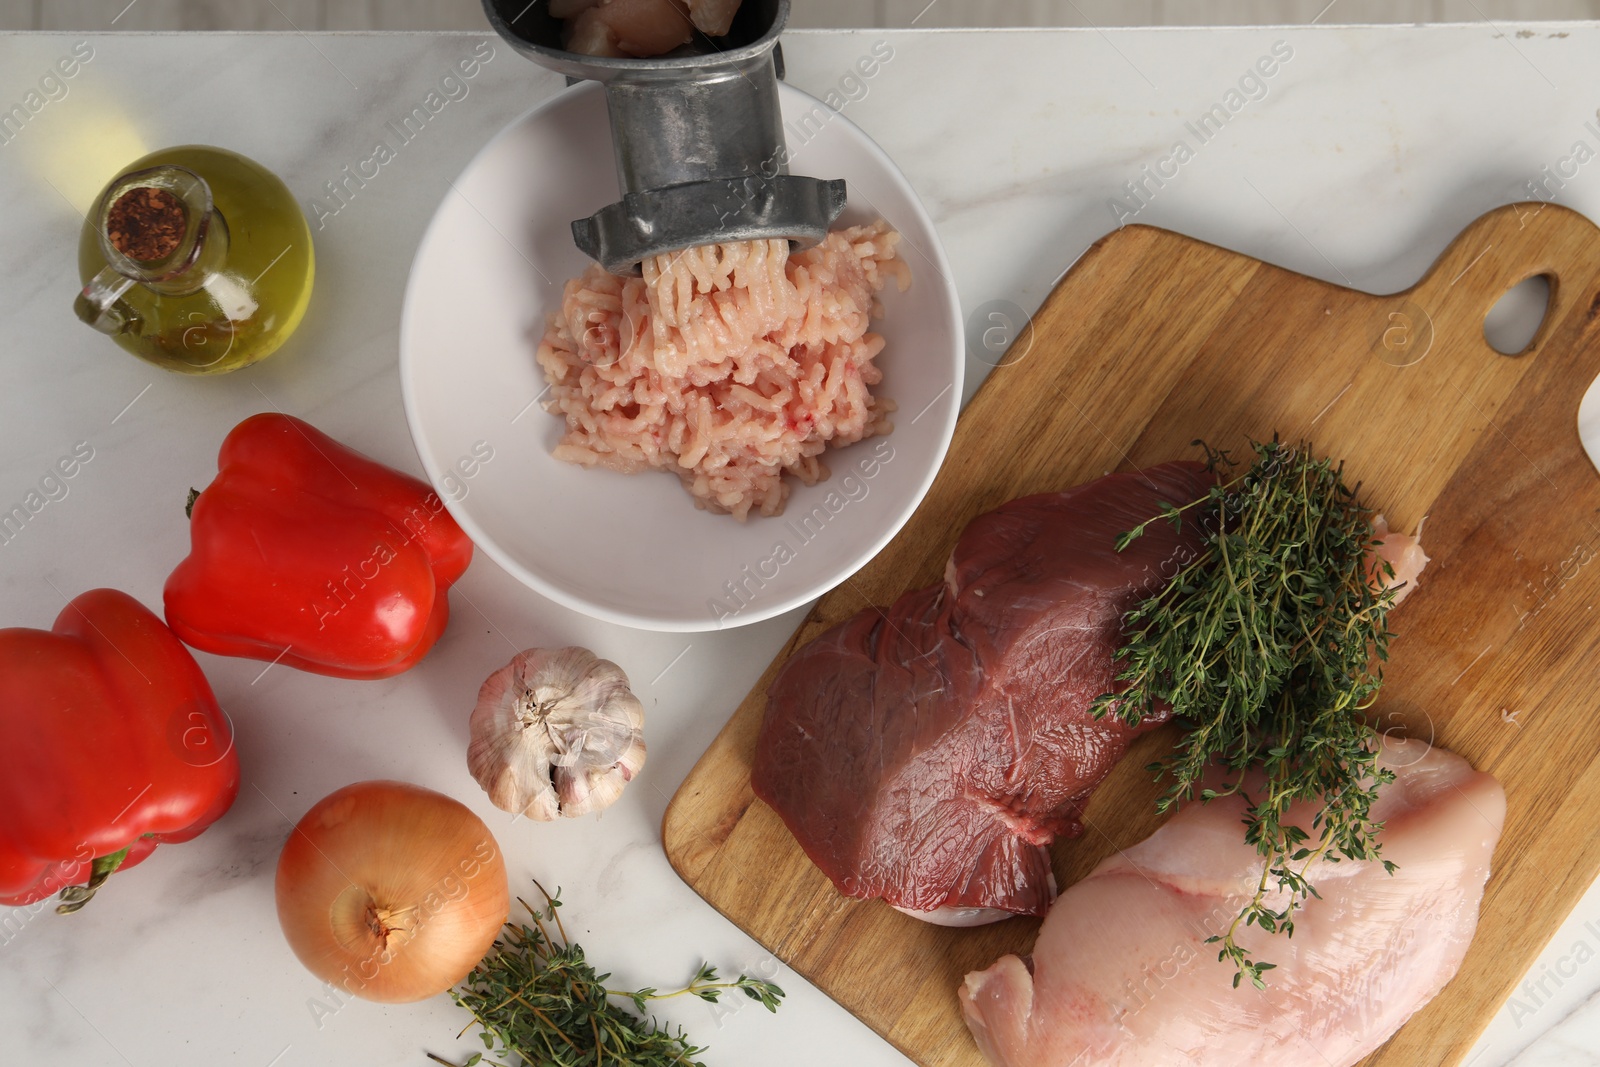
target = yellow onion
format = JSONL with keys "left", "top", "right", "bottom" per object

{"left": 274, "top": 780, "right": 509, "bottom": 1003}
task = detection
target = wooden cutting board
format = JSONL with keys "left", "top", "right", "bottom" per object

{"left": 663, "top": 203, "right": 1600, "bottom": 1067}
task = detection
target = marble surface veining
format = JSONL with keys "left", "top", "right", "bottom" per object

{"left": 1, "top": 24, "right": 1599, "bottom": 1067}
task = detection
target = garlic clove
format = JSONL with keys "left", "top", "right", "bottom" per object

{"left": 555, "top": 766, "right": 598, "bottom": 816}
{"left": 611, "top": 732, "right": 647, "bottom": 784}
{"left": 467, "top": 646, "right": 647, "bottom": 820}
{"left": 555, "top": 731, "right": 648, "bottom": 818}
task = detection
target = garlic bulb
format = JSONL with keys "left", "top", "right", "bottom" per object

{"left": 467, "top": 647, "right": 646, "bottom": 820}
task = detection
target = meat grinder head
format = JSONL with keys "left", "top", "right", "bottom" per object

{"left": 481, "top": 0, "right": 847, "bottom": 275}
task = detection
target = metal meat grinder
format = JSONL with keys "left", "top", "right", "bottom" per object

{"left": 481, "top": 0, "right": 847, "bottom": 275}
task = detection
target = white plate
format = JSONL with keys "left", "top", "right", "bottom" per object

{"left": 400, "top": 80, "right": 962, "bottom": 631}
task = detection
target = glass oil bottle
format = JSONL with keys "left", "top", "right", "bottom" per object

{"left": 75, "top": 145, "right": 314, "bottom": 374}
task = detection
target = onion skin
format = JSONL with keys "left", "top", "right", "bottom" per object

{"left": 274, "top": 780, "right": 509, "bottom": 1004}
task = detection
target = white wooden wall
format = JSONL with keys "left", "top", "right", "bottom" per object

{"left": 1, "top": 0, "right": 1597, "bottom": 31}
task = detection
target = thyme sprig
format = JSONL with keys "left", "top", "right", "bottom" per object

{"left": 427, "top": 882, "right": 784, "bottom": 1067}
{"left": 1090, "top": 439, "right": 1400, "bottom": 991}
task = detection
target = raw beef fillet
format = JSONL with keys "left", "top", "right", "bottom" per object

{"left": 960, "top": 737, "right": 1505, "bottom": 1067}
{"left": 750, "top": 461, "right": 1214, "bottom": 919}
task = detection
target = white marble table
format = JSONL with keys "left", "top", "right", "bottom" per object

{"left": 2, "top": 23, "right": 1599, "bottom": 1067}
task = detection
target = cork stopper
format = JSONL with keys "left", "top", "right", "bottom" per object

{"left": 106, "top": 187, "right": 187, "bottom": 262}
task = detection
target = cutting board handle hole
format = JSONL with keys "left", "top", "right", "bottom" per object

{"left": 1484, "top": 274, "right": 1552, "bottom": 356}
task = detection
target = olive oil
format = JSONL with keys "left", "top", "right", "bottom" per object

{"left": 76, "top": 145, "right": 314, "bottom": 374}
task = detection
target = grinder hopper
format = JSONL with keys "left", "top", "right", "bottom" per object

{"left": 481, "top": 0, "right": 848, "bottom": 275}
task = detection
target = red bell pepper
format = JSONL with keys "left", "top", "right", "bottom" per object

{"left": 164, "top": 413, "right": 473, "bottom": 680}
{"left": 0, "top": 589, "right": 240, "bottom": 910}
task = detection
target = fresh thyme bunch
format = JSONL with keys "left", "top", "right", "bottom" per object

{"left": 1091, "top": 438, "right": 1400, "bottom": 991}
{"left": 429, "top": 883, "right": 784, "bottom": 1067}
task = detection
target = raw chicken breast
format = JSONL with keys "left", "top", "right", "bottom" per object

{"left": 1371, "top": 514, "right": 1430, "bottom": 605}
{"left": 960, "top": 737, "right": 1505, "bottom": 1067}
{"left": 752, "top": 463, "right": 1214, "bottom": 919}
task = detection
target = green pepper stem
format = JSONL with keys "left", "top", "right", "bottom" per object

{"left": 55, "top": 845, "right": 132, "bottom": 915}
